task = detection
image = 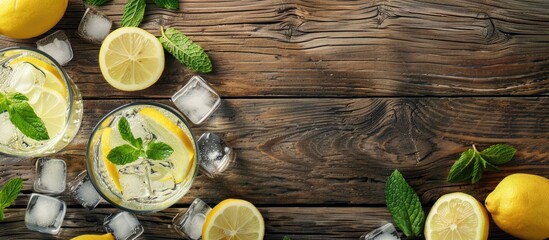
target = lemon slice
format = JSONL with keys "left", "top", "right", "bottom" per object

{"left": 138, "top": 107, "right": 195, "bottom": 183}
{"left": 202, "top": 199, "right": 265, "bottom": 240}
{"left": 101, "top": 127, "right": 122, "bottom": 192}
{"left": 29, "top": 88, "right": 68, "bottom": 138}
{"left": 99, "top": 27, "right": 165, "bottom": 91}
{"left": 70, "top": 233, "right": 114, "bottom": 240}
{"left": 425, "top": 192, "right": 489, "bottom": 240}
{"left": 9, "top": 56, "right": 67, "bottom": 98}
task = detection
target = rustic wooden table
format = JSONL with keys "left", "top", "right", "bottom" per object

{"left": 1, "top": 0, "right": 548, "bottom": 239}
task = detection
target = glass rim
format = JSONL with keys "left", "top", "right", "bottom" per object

{"left": 85, "top": 102, "right": 200, "bottom": 213}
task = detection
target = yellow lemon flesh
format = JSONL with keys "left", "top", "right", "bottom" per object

{"left": 70, "top": 233, "right": 114, "bottom": 240}
{"left": 99, "top": 27, "right": 165, "bottom": 91}
{"left": 203, "top": 199, "right": 265, "bottom": 240}
{"left": 425, "top": 192, "right": 489, "bottom": 240}
{"left": 485, "top": 173, "right": 549, "bottom": 240}
{"left": 0, "top": 0, "right": 68, "bottom": 39}
{"left": 101, "top": 128, "right": 122, "bottom": 192}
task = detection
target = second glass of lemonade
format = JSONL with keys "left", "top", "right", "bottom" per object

{"left": 0, "top": 47, "right": 83, "bottom": 157}
{"left": 86, "top": 103, "right": 199, "bottom": 212}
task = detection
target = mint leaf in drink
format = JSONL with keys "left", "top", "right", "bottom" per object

{"left": 84, "top": 0, "right": 111, "bottom": 6}
{"left": 447, "top": 144, "right": 516, "bottom": 183}
{"left": 0, "top": 177, "right": 23, "bottom": 221}
{"left": 385, "top": 170, "right": 425, "bottom": 238}
{"left": 7, "top": 93, "right": 28, "bottom": 102}
{"left": 153, "top": 0, "right": 178, "bottom": 10}
{"left": 121, "top": 0, "right": 146, "bottom": 27}
{"left": 118, "top": 117, "right": 140, "bottom": 147}
{"left": 107, "top": 144, "right": 142, "bottom": 165}
{"left": 0, "top": 93, "right": 8, "bottom": 112}
{"left": 8, "top": 102, "right": 49, "bottom": 141}
{"left": 158, "top": 27, "right": 213, "bottom": 73}
{"left": 480, "top": 144, "right": 516, "bottom": 165}
{"left": 146, "top": 140, "right": 173, "bottom": 160}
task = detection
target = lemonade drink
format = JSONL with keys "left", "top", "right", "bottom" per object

{"left": 86, "top": 103, "right": 198, "bottom": 212}
{"left": 0, "top": 47, "right": 82, "bottom": 157}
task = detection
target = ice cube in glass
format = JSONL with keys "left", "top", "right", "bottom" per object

{"left": 104, "top": 211, "right": 144, "bottom": 240}
{"left": 25, "top": 193, "right": 66, "bottom": 234}
{"left": 34, "top": 158, "right": 66, "bottom": 194}
{"left": 172, "top": 198, "right": 212, "bottom": 240}
{"left": 171, "top": 75, "right": 221, "bottom": 125}
{"left": 118, "top": 163, "right": 151, "bottom": 200}
{"left": 36, "top": 30, "right": 73, "bottom": 66}
{"left": 197, "top": 132, "right": 236, "bottom": 178}
{"left": 69, "top": 171, "right": 103, "bottom": 210}
{"left": 360, "top": 223, "right": 401, "bottom": 240}
{"left": 78, "top": 8, "right": 112, "bottom": 44}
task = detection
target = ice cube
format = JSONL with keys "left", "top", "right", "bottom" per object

{"left": 0, "top": 112, "right": 17, "bottom": 145}
{"left": 25, "top": 193, "right": 66, "bottom": 234}
{"left": 34, "top": 158, "right": 67, "bottom": 194}
{"left": 36, "top": 30, "right": 74, "bottom": 66}
{"left": 4, "top": 62, "right": 46, "bottom": 104}
{"left": 104, "top": 211, "right": 144, "bottom": 240}
{"left": 172, "top": 198, "right": 212, "bottom": 240}
{"left": 197, "top": 132, "right": 236, "bottom": 178}
{"left": 147, "top": 160, "right": 176, "bottom": 195}
{"left": 69, "top": 171, "right": 103, "bottom": 210}
{"left": 78, "top": 8, "right": 112, "bottom": 44}
{"left": 171, "top": 75, "right": 221, "bottom": 125}
{"left": 118, "top": 163, "right": 151, "bottom": 200}
{"left": 360, "top": 223, "right": 401, "bottom": 240}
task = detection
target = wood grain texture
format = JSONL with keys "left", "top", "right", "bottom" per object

{"left": 1, "top": 0, "right": 548, "bottom": 97}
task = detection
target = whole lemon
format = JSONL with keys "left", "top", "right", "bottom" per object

{"left": 0, "top": 0, "right": 68, "bottom": 39}
{"left": 485, "top": 173, "right": 549, "bottom": 240}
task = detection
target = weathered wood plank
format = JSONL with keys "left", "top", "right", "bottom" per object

{"left": 1, "top": 0, "right": 548, "bottom": 97}
{"left": 0, "top": 207, "right": 515, "bottom": 239}
{"left": 1, "top": 97, "right": 548, "bottom": 206}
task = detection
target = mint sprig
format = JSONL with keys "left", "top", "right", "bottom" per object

{"left": 447, "top": 144, "right": 516, "bottom": 183}
{"left": 0, "top": 177, "right": 23, "bottom": 221}
{"left": 385, "top": 170, "right": 425, "bottom": 238}
{"left": 0, "top": 92, "right": 49, "bottom": 141}
{"left": 121, "top": 0, "right": 146, "bottom": 27}
{"left": 158, "top": 27, "right": 213, "bottom": 73}
{"left": 153, "top": 0, "right": 178, "bottom": 10}
{"left": 107, "top": 117, "right": 174, "bottom": 165}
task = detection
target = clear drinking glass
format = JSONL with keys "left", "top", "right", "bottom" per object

{"left": 0, "top": 47, "right": 83, "bottom": 157}
{"left": 86, "top": 102, "right": 199, "bottom": 213}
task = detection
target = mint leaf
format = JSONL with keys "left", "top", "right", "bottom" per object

{"left": 8, "top": 102, "right": 49, "bottom": 141}
{"left": 146, "top": 140, "right": 173, "bottom": 160}
{"left": 158, "top": 27, "right": 213, "bottom": 73}
{"left": 385, "top": 170, "right": 425, "bottom": 238}
{"left": 107, "top": 144, "right": 142, "bottom": 165}
{"left": 480, "top": 144, "right": 516, "bottom": 165}
{"left": 84, "top": 0, "right": 111, "bottom": 6}
{"left": 153, "top": 0, "right": 178, "bottom": 10}
{"left": 118, "top": 117, "right": 140, "bottom": 147}
{"left": 0, "top": 211, "right": 4, "bottom": 221}
{"left": 121, "top": 0, "right": 146, "bottom": 27}
{"left": 0, "top": 93, "right": 8, "bottom": 112}
{"left": 0, "top": 177, "right": 23, "bottom": 209}
{"left": 471, "top": 159, "right": 484, "bottom": 183}
{"left": 7, "top": 93, "right": 28, "bottom": 102}
{"left": 447, "top": 149, "right": 476, "bottom": 182}
{"left": 283, "top": 236, "right": 291, "bottom": 240}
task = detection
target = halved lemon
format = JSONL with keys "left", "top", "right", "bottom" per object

{"left": 30, "top": 88, "right": 68, "bottom": 138}
{"left": 99, "top": 27, "right": 165, "bottom": 91}
{"left": 202, "top": 199, "right": 265, "bottom": 240}
{"left": 138, "top": 107, "right": 195, "bottom": 183}
{"left": 425, "top": 192, "right": 489, "bottom": 240}
{"left": 101, "top": 127, "right": 122, "bottom": 192}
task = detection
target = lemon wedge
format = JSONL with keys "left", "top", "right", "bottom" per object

{"left": 70, "top": 233, "right": 114, "bottom": 240}
{"left": 202, "top": 199, "right": 265, "bottom": 240}
{"left": 425, "top": 192, "right": 489, "bottom": 240}
{"left": 138, "top": 107, "right": 195, "bottom": 183}
{"left": 99, "top": 27, "right": 165, "bottom": 91}
{"left": 101, "top": 127, "right": 122, "bottom": 192}
{"left": 29, "top": 88, "right": 68, "bottom": 138}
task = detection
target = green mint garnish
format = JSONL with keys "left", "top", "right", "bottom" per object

{"left": 385, "top": 170, "right": 425, "bottom": 238}
{"left": 447, "top": 144, "right": 516, "bottom": 183}
{"left": 84, "top": 0, "right": 111, "bottom": 6}
{"left": 0, "top": 177, "right": 23, "bottom": 221}
{"left": 107, "top": 116, "right": 174, "bottom": 165}
{"left": 283, "top": 236, "right": 291, "bottom": 240}
{"left": 121, "top": 0, "right": 146, "bottom": 27}
{"left": 158, "top": 27, "right": 213, "bottom": 73}
{"left": 153, "top": 0, "right": 178, "bottom": 10}
{"left": 0, "top": 92, "right": 49, "bottom": 141}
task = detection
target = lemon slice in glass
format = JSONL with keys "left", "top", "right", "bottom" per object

{"left": 99, "top": 27, "right": 165, "bottom": 91}
{"left": 29, "top": 87, "right": 68, "bottom": 138}
{"left": 202, "top": 199, "right": 265, "bottom": 240}
{"left": 425, "top": 192, "right": 489, "bottom": 240}
{"left": 101, "top": 127, "right": 122, "bottom": 192}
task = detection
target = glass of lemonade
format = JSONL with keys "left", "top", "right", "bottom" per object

{"left": 86, "top": 102, "right": 199, "bottom": 212}
{"left": 0, "top": 47, "right": 83, "bottom": 157}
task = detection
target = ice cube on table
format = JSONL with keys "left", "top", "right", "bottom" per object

{"left": 69, "top": 171, "right": 103, "bottom": 210}
{"left": 104, "top": 211, "right": 144, "bottom": 240}
{"left": 172, "top": 198, "right": 212, "bottom": 240}
{"left": 171, "top": 75, "right": 221, "bottom": 125}
{"left": 36, "top": 30, "right": 73, "bottom": 66}
{"left": 25, "top": 193, "right": 66, "bottom": 234}
{"left": 360, "top": 223, "right": 401, "bottom": 240}
{"left": 34, "top": 158, "right": 67, "bottom": 194}
{"left": 197, "top": 132, "right": 236, "bottom": 178}
{"left": 118, "top": 163, "right": 151, "bottom": 200}
{"left": 78, "top": 8, "right": 112, "bottom": 44}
